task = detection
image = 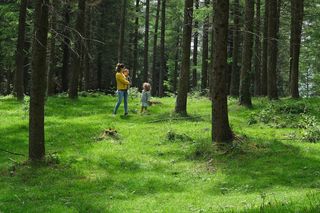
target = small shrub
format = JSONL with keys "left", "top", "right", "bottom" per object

{"left": 247, "top": 113, "right": 258, "bottom": 125}
{"left": 166, "top": 130, "right": 193, "bottom": 142}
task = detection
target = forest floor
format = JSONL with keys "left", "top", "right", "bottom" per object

{"left": 1, "top": 93, "right": 320, "bottom": 212}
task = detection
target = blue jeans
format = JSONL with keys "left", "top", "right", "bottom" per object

{"left": 113, "top": 90, "right": 128, "bottom": 114}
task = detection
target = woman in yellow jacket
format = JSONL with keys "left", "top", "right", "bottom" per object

{"left": 113, "top": 63, "right": 130, "bottom": 115}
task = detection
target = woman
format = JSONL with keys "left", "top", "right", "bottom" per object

{"left": 113, "top": 63, "right": 130, "bottom": 116}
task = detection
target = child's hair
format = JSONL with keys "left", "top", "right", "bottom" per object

{"left": 143, "top": 82, "right": 151, "bottom": 91}
{"left": 115, "top": 63, "right": 125, "bottom": 72}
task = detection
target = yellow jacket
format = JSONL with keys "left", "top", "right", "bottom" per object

{"left": 116, "top": 72, "right": 129, "bottom": 90}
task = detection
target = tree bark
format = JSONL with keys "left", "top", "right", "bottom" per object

{"left": 201, "top": 0, "right": 210, "bottom": 92}
{"left": 61, "top": 1, "right": 71, "bottom": 92}
{"left": 175, "top": 0, "right": 193, "bottom": 115}
{"left": 212, "top": 0, "right": 233, "bottom": 144}
{"left": 159, "top": 0, "right": 166, "bottom": 97}
{"left": 290, "top": 0, "right": 304, "bottom": 98}
{"left": 118, "top": 0, "right": 127, "bottom": 63}
{"left": 132, "top": 0, "right": 140, "bottom": 87}
{"left": 47, "top": 0, "right": 58, "bottom": 96}
{"left": 192, "top": 0, "right": 199, "bottom": 89}
{"left": 261, "top": 0, "right": 269, "bottom": 96}
{"left": 254, "top": 0, "right": 261, "bottom": 96}
{"left": 84, "top": 5, "right": 92, "bottom": 91}
{"left": 29, "top": 0, "right": 49, "bottom": 161}
{"left": 151, "top": 0, "right": 161, "bottom": 96}
{"left": 68, "top": 0, "right": 86, "bottom": 99}
{"left": 267, "top": 0, "right": 280, "bottom": 100}
{"left": 229, "top": 0, "right": 240, "bottom": 97}
{"left": 172, "top": 33, "right": 181, "bottom": 93}
{"left": 143, "top": 0, "right": 150, "bottom": 83}
{"left": 239, "top": 0, "right": 254, "bottom": 107}
{"left": 14, "top": 0, "right": 28, "bottom": 101}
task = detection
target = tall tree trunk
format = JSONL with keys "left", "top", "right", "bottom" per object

{"left": 267, "top": 0, "right": 280, "bottom": 100}
{"left": 192, "top": 0, "right": 199, "bottom": 89}
{"left": 132, "top": 0, "right": 140, "bottom": 87}
{"left": 175, "top": 0, "right": 193, "bottom": 115}
{"left": 212, "top": 0, "right": 233, "bottom": 144}
{"left": 290, "top": 0, "right": 304, "bottom": 98}
{"left": 172, "top": 33, "right": 181, "bottom": 93}
{"left": 151, "top": 0, "right": 161, "bottom": 96}
{"left": 47, "top": 1, "right": 58, "bottom": 96}
{"left": 68, "top": 0, "right": 86, "bottom": 99}
{"left": 261, "top": 0, "right": 269, "bottom": 96}
{"left": 201, "top": 0, "right": 210, "bottom": 92}
{"left": 61, "top": 2, "right": 71, "bottom": 92}
{"left": 239, "top": 0, "right": 254, "bottom": 107}
{"left": 84, "top": 5, "right": 92, "bottom": 91}
{"left": 143, "top": 0, "right": 150, "bottom": 83}
{"left": 29, "top": 0, "right": 49, "bottom": 161}
{"left": 254, "top": 0, "right": 261, "bottom": 96}
{"left": 229, "top": 0, "right": 240, "bottom": 97}
{"left": 118, "top": 0, "right": 127, "bottom": 63}
{"left": 159, "top": 0, "right": 166, "bottom": 97}
{"left": 14, "top": 0, "right": 28, "bottom": 101}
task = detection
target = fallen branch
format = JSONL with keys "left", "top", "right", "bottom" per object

{"left": 147, "top": 115, "right": 203, "bottom": 123}
{"left": 0, "top": 148, "right": 25, "bottom": 156}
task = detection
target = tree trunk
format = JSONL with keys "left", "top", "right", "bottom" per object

{"left": 261, "top": 0, "right": 269, "bottom": 96}
{"left": 290, "top": 0, "right": 304, "bottom": 98}
{"left": 229, "top": 0, "right": 240, "bottom": 97}
{"left": 175, "top": 0, "right": 193, "bottom": 115}
{"left": 151, "top": 0, "right": 161, "bottom": 96}
{"left": 172, "top": 33, "right": 181, "bottom": 93}
{"left": 212, "top": 0, "right": 233, "bottom": 144}
{"left": 192, "top": 0, "right": 199, "bottom": 89}
{"left": 159, "top": 0, "right": 166, "bottom": 97}
{"left": 29, "top": 0, "right": 49, "bottom": 161}
{"left": 143, "top": 0, "right": 150, "bottom": 83}
{"left": 132, "top": 0, "right": 140, "bottom": 87}
{"left": 267, "top": 0, "right": 280, "bottom": 100}
{"left": 14, "top": 0, "right": 28, "bottom": 101}
{"left": 61, "top": 2, "right": 71, "bottom": 92}
{"left": 84, "top": 5, "right": 92, "bottom": 91}
{"left": 239, "top": 0, "right": 254, "bottom": 107}
{"left": 254, "top": 0, "right": 261, "bottom": 96}
{"left": 47, "top": 1, "right": 58, "bottom": 96}
{"left": 118, "top": 0, "right": 127, "bottom": 63}
{"left": 68, "top": 0, "right": 86, "bottom": 99}
{"left": 201, "top": 0, "right": 210, "bottom": 92}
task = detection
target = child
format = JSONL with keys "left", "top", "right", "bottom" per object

{"left": 123, "top": 68, "right": 131, "bottom": 89}
{"left": 141, "top": 82, "right": 151, "bottom": 113}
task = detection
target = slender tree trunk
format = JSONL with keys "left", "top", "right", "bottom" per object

{"left": 47, "top": 1, "right": 58, "bottom": 96}
{"left": 151, "top": 0, "right": 161, "bottom": 96}
{"left": 254, "top": 0, "right": 261, "bottom": 96}
{"left": 267, "top": 0, "right": 280, "bottom": 100}
{"left": 159, "top": 0, "right": 166, "bottom": 97}
{"left": 239, "top": 0, "right": 254, "bottom": 107}
{"left": 212, "top": 0, "right": 233, "bottom": 144}
{"left": 172, "top": 33, "right": 181, "bottom": 93}
{"left": 192, "top": 0, "right": 199, "bottom": 89}
{"left": 69, "top": 0, "right": 86, "bottom": 99}
{"left": 201, "top": 0, "right": 210, "bottom": 92}
{"left": 143, "top": 0, "right": 150, "bottom": 83}
{"left": 229, "top": 0, "right": 240, "bottom": 97}
{"left": 14, "top": 0, "right": 28, "bottom": 101}
{"left": 132, "top": 0, "right": 140, "bottom": 87}
{"left": 261, "top": 0, "right": 269, "bottom": 96}
{"left": 84, "top": 6, "right": 92, "bottom": 91}
{"left": 290, "top": 0, "right": 304, "bottom": 98}
{"left": 61, "top": 2, "right": 71, "bottom": 92}
{"left": 29, "top": 0, "right": 49, "bottom": 161}
{"left": 118, "top": 0, "right": 127, "bottom": 63}
{"left": 175, "top": 0, "right": 193, "bottom": 115}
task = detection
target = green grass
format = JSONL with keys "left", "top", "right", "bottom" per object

{"left": 1, "top": 94, "right": 320, "bottom": 212}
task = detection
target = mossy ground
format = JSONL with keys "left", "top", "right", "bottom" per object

{"left": 1, "top": 94, "right": 320, "bottom": 212}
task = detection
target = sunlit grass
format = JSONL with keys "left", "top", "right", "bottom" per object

{"left": 0, "top": 94, "right": 320, "bottom": 212}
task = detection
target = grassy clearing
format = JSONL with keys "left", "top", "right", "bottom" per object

{"left": 0, "top": 94, "right": 320, "bottom": 212}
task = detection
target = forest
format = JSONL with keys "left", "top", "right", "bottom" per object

{"left": 1, "top": 0, "right": 320, "bottom": 212}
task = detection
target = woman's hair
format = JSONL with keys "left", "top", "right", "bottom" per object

{"left": 115, "top": 63, "right": 125, "bottom": 72}
{"left": 143, "top": 82, "right": 151, "bottom": 91}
